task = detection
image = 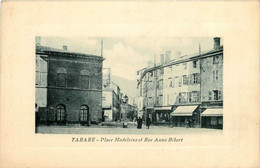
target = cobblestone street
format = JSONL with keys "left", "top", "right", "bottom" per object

{"left": 36, "top": 124, "right": 222, "bottom": 134}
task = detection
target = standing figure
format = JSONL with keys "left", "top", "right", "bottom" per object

{"left": 146, "top": 117, "right": 151, "bottom": 129}
{"left": 137, "top": 117, "right": 142, "bottom": 129}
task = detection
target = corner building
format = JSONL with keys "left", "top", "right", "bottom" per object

{"left": 200, "top": 38, "right": 223, "bottom": 129}
{"left": 36, "top": 45, "right": 104, "bottom": 125}
{"left": 136, "top": 37, "right": 223, "bottom": 129}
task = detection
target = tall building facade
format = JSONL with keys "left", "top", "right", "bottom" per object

{"left": 102, "top": 82, "right": 122, "bottom": 122}
{"left": 136, "top": 37, "right": 223, "bottom": 129}
{"left": 200, "top": 37, "right": 223, "bottom": 129}
{"left": 36, "top": 44, "right": 104, "bottom": 126}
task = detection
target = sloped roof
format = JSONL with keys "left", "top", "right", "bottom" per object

{"left": 36, "top": 45, "right": 103, "bottom": 60}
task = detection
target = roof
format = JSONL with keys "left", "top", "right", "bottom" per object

{"left": 36, "top": 45, "right": 104, "bottom": 60}
{"left": 137, "top": 46, "right": 223, "bottom": 87}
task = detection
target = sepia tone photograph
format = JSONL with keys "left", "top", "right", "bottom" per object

{"left": 35, "top": 36, "right": 223, "bottom": 134}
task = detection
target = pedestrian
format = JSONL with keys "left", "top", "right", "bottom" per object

{"left": 137, "top": 117, "right": 142, "bottom": 129}
{"left": 146, "top": 117, "right": 151, "bottom": 129}
{"left": 186, "top": 119, "right": 189, "bottom": 128}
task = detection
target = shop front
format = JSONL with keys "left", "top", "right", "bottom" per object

{"left": 154, "top": 106, "right": 172, "bottom": 126}
{"left": 171, "top": 105, "right": 198, "bottom": 127}
{"left": 201, "top": 108, "right": 223, "bottom": 129}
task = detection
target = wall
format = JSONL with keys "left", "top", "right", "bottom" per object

{"left": 201, "top": 53, "right": 223, "bottom": 105}
{"left": 46, "top": 53, "right": 103, "bottom": 123}
{"left": 35, "top": 54, "right": 48, "bottom": 107}
{"left": 163, "top": 59, "right": 200, "bottom": 106}
{"left": 102, "top": 91, "right": 112, "bottom": 108}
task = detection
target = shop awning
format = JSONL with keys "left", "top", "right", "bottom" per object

{"left": 171, "top": 105, "right": 198, "bottom": 116}
{"left": 201, "top": 109, "right": 223, "bottom": 116}
{"left": 154, "top": 106, "right": 172, "bottom": 111}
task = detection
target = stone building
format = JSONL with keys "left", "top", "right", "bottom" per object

{"left": 102, "top": 81, "right": 122, "bottom": 122}
{"left": 200, "top": 37, "right": 223, "bottom": 129}
{"left": 36, "top": 43, "right": 104, "bottom": 125}
{"left": 136, "top": 37, "right": 223, "bottom": 129}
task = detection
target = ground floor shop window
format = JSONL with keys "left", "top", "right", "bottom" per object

{"left": 156, "top": 112, "right": 170, "bottom": 122}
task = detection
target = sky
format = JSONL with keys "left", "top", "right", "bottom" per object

{"left": 40, "top": 36, "right": 222, "bottom": 81}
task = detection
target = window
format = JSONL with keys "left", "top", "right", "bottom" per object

{"left": 80, "top": 70, "right": 90, "bottom": 89}
{"left": 56, "top": 104, "right": 66, "bottom": 122}
{"left": 192, "top": 91, "right": 199, "bottom": 102}
{"left": 151, "top": 72, "right": 153, "bottom": 77}
{"left": 181, "top": 92, "right": 186, "bottom": 103}
{"left": 168, "top": 78, "right": 172, "bottom": 87}
{"left": 213, "top": 70, "right": 218, "bottom": 82}
{"left": 213, "top": 90, "right": 219, "bottom": 100}
{"left": 218, "top": 90, "right": 222, "bottom": 100}
{"left": 209, "top": 91, "right": 212, "bottom": 100}
{"left": 137, "top": 71, "right": 139, "bottom": 75}
{"left": 158, "top": 80, "right": 163, "bottom": 90}
{"left": 179, "top": 77, "right": 182, "bottom": 87}
{"left": 57, "top": 68, "right": 67, "bottom": 87}
{"left": 193, "top": 60, "right": 197, "bottom": 68}
{"left": 178, "top": 93, "right": 182, "bottom": 103}
{"left": 216, "top": 70, "right": 219, "bottom": 81}
{"left": 213, "top": 56, "right": 219, "bottom": 64}
{"left": 183, "top": 63, "right": 187, "bottom": 70}
{"left": 182, "top": 75, "right": 187, "bottom": 85}
{"left": 187, "top": 92, "right": 192, "bottom": 103}
{"left": 80, "top": 105, "right": 89, "bottom": 122}
{"left": 192, "top": 73, "right": 198, "bottom": 84}
{"left": 148, "top": 97, "right": 153, "bottom": 106}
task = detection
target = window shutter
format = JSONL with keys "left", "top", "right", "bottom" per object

{"left": 218, "top": 90, "right": 222, "bottom": 100}
{"left": 216, "top": 70, "right": 219, "bottom": 81}
{"left": 213, "top": 71, "right": 215, "bottom": 81}
{"left": 209, "top": 91, "right": 212, "bottom": 100}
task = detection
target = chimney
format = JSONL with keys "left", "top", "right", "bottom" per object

{"left": 172, "top": 51, "right": 181, "bottom": 60}
{"left": 36, "top": 36, "right": 41, "bottom": 46}
{"left": 213, "top": 37, "right": 220, "bottom": 50}
{"left": 165, "top": 51, "right": 171, "bottom": 63}
{"left": 63, "top": 45, "right": 68, "bottom": 51}
{"left": 147, "top": 61, "right": 153, "bottom": 68}
{"left": 160, "top": 54, "right": 165, "bottom": 65}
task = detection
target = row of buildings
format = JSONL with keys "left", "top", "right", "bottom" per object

{"left": 35, "top": 37, "right": 137, "bottom": 126}
{"left": 102, "top": 68, "right": 137, "bottom": 122}
{"left": 136, "top": 37, "right": 223, "bottom": 129}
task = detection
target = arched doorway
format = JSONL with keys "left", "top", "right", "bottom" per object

{"left": 56, "top": 104, "right": 66, "bottom": 125}
{"left": 80, "top": 105, "right": 89, "bottom": 126}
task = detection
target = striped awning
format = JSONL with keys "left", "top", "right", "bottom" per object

{"left": 201, "top": 109, "right": 223, "bottom": 116}
{"left": 171, "top": 106, "right": 198, "bottom": 116}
